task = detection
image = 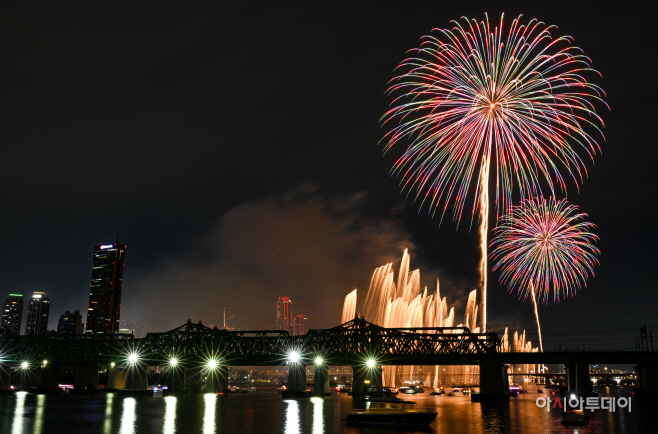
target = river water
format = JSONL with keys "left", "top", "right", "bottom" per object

{"left": 0, "top": 386, "right": 653, "bottom": 434}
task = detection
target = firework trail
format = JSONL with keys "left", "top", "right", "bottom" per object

{"left": 380, "top": 14, "right": 606, "bottom": 331}
{"left": 490, "top": 197, "right": 600, "bottom": 349}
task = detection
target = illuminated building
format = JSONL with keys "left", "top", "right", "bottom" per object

{"left": 276, "top": 296, "right": 292, "bottom": 332}
{"left": 85, "top": 240, "right": 126, "bottom": 334}
{"left": 2, "top": 293, "right": 24, "bottom": 334}
{"left": 57, "top": 309, "right": 83, "bottom": 335}
{"left": 25, "top": 292, "right": 50, "bottom": 335}
{"left": 294, "top": 314, "right": 308, "bottom": 335}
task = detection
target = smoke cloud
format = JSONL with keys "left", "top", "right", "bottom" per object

{"left": 121, "top": 185, "right": 422, "bottom": 334}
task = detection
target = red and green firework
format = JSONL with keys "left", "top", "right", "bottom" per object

{"left": 490, "top": 197, "right": 599, "bottom": 302}
{"left": 380, "top": 13, "right": 607, "bottom": 222}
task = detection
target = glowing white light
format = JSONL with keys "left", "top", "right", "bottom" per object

{"left": 21, "top": 361, "right": 28, "bottom": 369}
{"left": 128, "top": 353, "right": 139, "bottom": 364}
{"left": 32, "top": 294, "right": 42, "bottom": 299}
{"left": 169, "top": 358, "right": 178, "bottom": 367}
{"left": 366, "top": 358, "right": 376, "bottom": 368}
{"left": 203, "top": 394, "right": 216, "bottom": 434}
{"left": 111, "top": 362, "right": 116, "bottom": 367}
{"left": 288, "top": 351, "right": 300, "bottom": 364}
{"left": 164, "top": 396, "right": 177, "bottom": 434}
{"left": 314, "top": 357, "right": 323, "bottom": 366}
{"left": 100, "top": 245, "right": 113, "bottom": 249}
{"left": 207, "top": 359, "right": 218, "bottom": 369}
{"left": 42, "top": 360, "right": 48, "bottom": 366}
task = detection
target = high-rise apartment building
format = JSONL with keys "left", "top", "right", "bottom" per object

{"left": 25, "top": 292, "right": 50, "bottom": 335}
{"left": 294, "top": 314, "right": 308, "bottom": 336}
{"left": 2, "top": 293, "right": 24, "bottom": 334}
{"left": 85, "top": 241, "right": 126, "bottom": 334}
{"left": 276, "top": 296, "right": 292, "bottom": 332}
{"left": 57, "top": 309, "right": 83, "bottom": 335}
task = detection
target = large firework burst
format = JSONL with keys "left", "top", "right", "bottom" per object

{"left": 380, "top": 14, "right": 606, "bottom": 331}
{"left": 490, "top": 196, "right": 600, "bottom": 303}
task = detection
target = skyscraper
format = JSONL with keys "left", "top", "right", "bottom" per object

{"left": 2, "top": 293, "right": 24, "bottom": 334}
{"left": 25, "top": 292, "right": 50, "bottom": 335}
{"left": 57, "top": 309, "right": 83, "bottom": 335}
{"left": 85, "top": 241, "right": 126, "bottom": 334}
{"left": 294, "top": 314, "right": 308, "bottom": 336}
{"left": 276, "top": 296, "right": 292, "bottom": 332}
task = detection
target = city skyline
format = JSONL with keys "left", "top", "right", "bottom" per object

{"left": 1, "top": 2, "right": 656, "bottom": 340}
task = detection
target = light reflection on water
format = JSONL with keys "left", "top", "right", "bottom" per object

{"left": 0, "top": 386, "right": 650, "bottom": 434}
{"left": 163, "top": 396, "right": 177, "bottom": 434}
{"left": 120, "top": 397, "right": 136, "bottom": 434}
{"left": 11, "top": 391, "right": 27, "bottom": 434}
{"left": 310, "top": 397, "right": 324, "bottom": 434}
{"left": 203, "top": 393, "right": 216, "bottom": 434}
{"left": 34, "top": 394, "right": 45, "bottom": 434}
{"left": 284, "top": 400, "right": 300, "bottom": 434}
{"left": 104, "top": 392, "right": 114, "bottom": 434}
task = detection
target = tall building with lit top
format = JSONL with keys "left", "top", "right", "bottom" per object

{"left": 294, "top": 314, "right": 308, "bottom": 336}
{"left": 25, "top": 292, "right": 50, "bottom": 335}
{"left": 2, "top": 293, "right": 24, "bottom": 334}
{"left": 85, "top": 241, "right": 126, "bottom": 334}
{"left": 276, "top": 296, "right": 292, "bottom": 332}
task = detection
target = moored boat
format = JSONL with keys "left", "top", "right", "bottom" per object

{"left": 561, "top": 410, "right": 589, "bottom": 425}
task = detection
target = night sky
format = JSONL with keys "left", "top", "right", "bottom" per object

{"left": 2, "top": 2, "right": 656, "bottom": 351}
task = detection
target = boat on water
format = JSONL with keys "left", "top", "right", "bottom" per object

{"left": 346, "top": 408, "right": 437, "bottom": 427}
{"left": 367, "top": 395, "right": 415, "bottom": 404}
{"left": 561, "top": 410, "right": 589, "bottom": 425}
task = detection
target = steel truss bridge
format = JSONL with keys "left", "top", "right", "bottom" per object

{"left": 0, "top": 317, "right": 498, "bottom": 367}
{"left": 1, "top": 317, "right": 657, "bottom": 367}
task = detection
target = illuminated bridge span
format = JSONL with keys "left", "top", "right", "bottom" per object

{"left": 0, "top": 317, "right": 497, "bottom": 366}
{"left": 1, "top": 317, "right": 657, "bottom": 398}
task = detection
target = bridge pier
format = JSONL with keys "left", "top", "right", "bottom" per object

{"left": 0, "top": 366, "right": 12, "bottom": 390}
{"left": 109, "top": 366, "right": 147, "bottom": 390}
{"left": 186, "top": 367, "right": 207, "bottom": 393}
{"left": 206, "top": 366, "right": 229, "bottom": 393}
{"left": 634, "top": 362, "right": 658, "bottom": 398}
{"left": 313, "top": 365, "right": 330, "bottom": 396}
{"left": 74, "top": 366, "right": 99, "bottom": 391}
{"left": 282, "top": 364, "right": 309, "bottom": 398}
{"left": 165, "top": 367, "right": 187, "bottom": 391}
{"left": 37, "top": 365, "right": 62, "bottom": 391}
{"left": 564, "top": 363, "right": 592, "bottom": 396}
{"left": 473, "top": 360, "right": 509, "bottom": 401}
{"left": 351, "top": 365, "right": 383, "bottom": 396}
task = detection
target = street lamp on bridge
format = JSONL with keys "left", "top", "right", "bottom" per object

{"left": 128, "top": 352, "right": 139, "bottom": 365}
{"left": 287, "top": 351, "right": 301, "bottom": 364}
{"left": 206, "top": 357, "right": 220, "bottom": 370}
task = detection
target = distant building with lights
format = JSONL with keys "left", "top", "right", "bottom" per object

{"left": 25, "top": 292, "right": 50, "bottom": 335}
{"left": 2, "top": 293, "right": 24, "bottom": 334}
{"left": 276, "top": 296, "right": 292, "bottom": 332}
{"left": 294, "top": 314, "right": 308, "bottom": 336}
{"left": 85, "top": 240, "right": 126, "bottom": 334}
{"left": 57, "top": 309, "right": 83, "bottom": 335}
